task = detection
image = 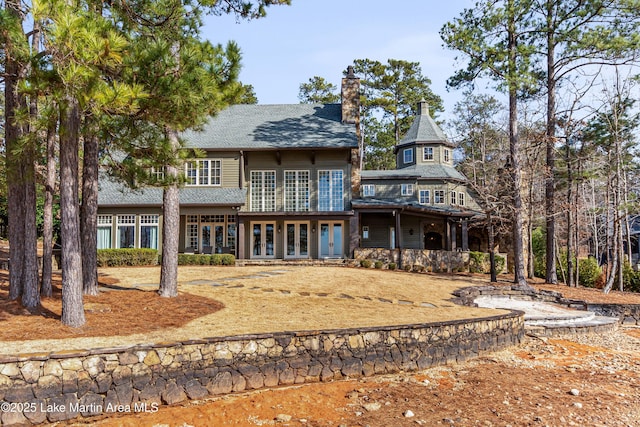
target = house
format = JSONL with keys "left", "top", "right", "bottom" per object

{"left": 97, "top": 68, "right": 485, "bottom": 261}
{"left": 98, "top": 70, "right": 361, "bottom": 260}
{"left": 352, "top": 100, "right": 485, "bottom": 255}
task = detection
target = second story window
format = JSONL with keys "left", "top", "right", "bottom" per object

{"left": 423, "top": 147, "right": 434, "bottom": 161}
{"left": 284, "top": 170, "right": 309, "bottom": 212}
{"left": 450, "top": 191, "right": 457, "bottom": 205}
{"left": 251, "top": 170, "right": 276, "bottom": 212}
{"left": 403, "top": 148, "right": 414, "bottom": 164}
{"left": 443, "top": 148, "right": 450, "bottom": 163}
{"left": 458, "top": 192, "right": 465, "bottom": 206}
{"left": 401, "top": 184, "right": 414, "bottom": 196}
{"left": 318, "top": 170, "right": 344, "bottom": 211}
{"left": 419, "top": 190, "right": 430, "bottom": 204}
{"left": 434, "top": 190, "right": 445, "bottom": 204}
{"left": 185, "top": 159, "right": 221, "bottom": 186}
{"left": 362, "top": 184, "right": 375, "bottom": 197}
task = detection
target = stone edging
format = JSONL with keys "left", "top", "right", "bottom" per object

{"left": 452, "top": 285, "right": 640, "bottom": 328}
{"left": 0, "top": 312, "right": 523, "bottom": 426}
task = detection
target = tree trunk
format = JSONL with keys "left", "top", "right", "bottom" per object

{"left": 488, "top": 216, "right": 497, "bottom": 283}
{"left": 41, "top": 114, "right": 57, "bottom": 297}
{"left": 507, "top": 4, "right": 529, "bottom": 289}
{"left": 21, "top": 118, "right": 40, "bottom": 309}
{"left": 81, "top": 133, "right": 100, "bottom": 295}
{"left": 566, "top": 143, "right": 574, "bottom": 287}
{"left": 5, "top": 0, "right": 25, "bottom": 301}
{"left": 545, "top": 0, "right": 558, "bottom": 285}
{"left": 159, "top": 127, "right": 180, "bottom": 298}
{"left": 60, "top": 97, "right": 86, "bottom": 327}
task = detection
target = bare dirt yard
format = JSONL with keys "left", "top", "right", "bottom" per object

{"left": 1, "top": 264, "right": 640, "bottom": 426}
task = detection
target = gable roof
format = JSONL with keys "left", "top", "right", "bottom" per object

{"left": 182, "top": 104, "right": 358, "bottom": 150}
{"left": 396, "top": 101, "right": 454, "bottom": 149}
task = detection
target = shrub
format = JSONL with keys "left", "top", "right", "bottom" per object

{"left": 469, "top": 251, "right": 485, "bottom": 273}
{"left": 577, "top": 257, "right": 601, "bottom": 288}
{"left": 97, "top": 249, "right": 159, "bottom": 267}
{"left": 211, "top": 254, "right": 236, "bottom": 266}
{"left": 360, "top": 259, "right": 372, "bottom": 268}
{"left": 468, "top": 251, "right": 505, "bottom": 274}
{"left": 388, "top": 262, "right": 397, "bottom": 270}
{"left": 403, "top": 264, "right": 412, "bottom": 272}
{"left": 374, "top": 261, "right": 383, "bottom": 269}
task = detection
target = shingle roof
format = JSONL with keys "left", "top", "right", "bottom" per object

{"left": 361, "top": 164, "right": 467, "bottom": 181}
{"left": 98, "top": 176, "right": 246, "bottom": 207}
{"left": 396, "top": 101, "right": 453, "bottom": 148}
{"left": 351, "top": 197, "right": 483, "bottom": 218}
{"left": 182, "top": 104, "right": 358, "bottom": 150}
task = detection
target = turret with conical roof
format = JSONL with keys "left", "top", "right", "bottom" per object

{"left": 394, "top": 100, "right": 455, "bottom": 170}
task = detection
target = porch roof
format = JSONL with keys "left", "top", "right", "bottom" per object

{"left": 98, "top": 176, "right": 246, "bottom": 207}
{"left": 351, "top": 198, "right": 483, "bottom": 219}
{"left": 361, "top": 164, "right": 467, "bottom": 181}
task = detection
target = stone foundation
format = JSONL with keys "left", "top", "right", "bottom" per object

{"left": 0, "top": 313, "right": 523, "bottom": 425}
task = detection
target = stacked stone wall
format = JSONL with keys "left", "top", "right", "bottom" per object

{"left": 0, "top": 313, "right": 523, "bottom": 425}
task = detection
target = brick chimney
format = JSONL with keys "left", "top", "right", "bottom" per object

{"left": 341, "top": 66, "right": 360, "bottom": 125}
{"left": 342, "top": 66, "right": 362, "bottom": 259}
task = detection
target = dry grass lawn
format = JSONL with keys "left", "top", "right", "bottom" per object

{"left": 1, "top": 266, "right": 503, "bottom": 355}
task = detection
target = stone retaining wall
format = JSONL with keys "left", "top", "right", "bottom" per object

{"left": 0, "top": 313, "right": 523, "bottom": 425}
{"left": 586, "top": 303, "right": 640, "bottom": 325}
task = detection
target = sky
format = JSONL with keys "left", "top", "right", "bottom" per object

{"left": 202, "top": 1, "right": 476, "bottom": 120}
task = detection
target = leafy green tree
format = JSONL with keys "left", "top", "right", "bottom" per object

{"left": 239, "top": 83, "right": 259, "bottom": 104}
{"left": 351, "top": 59, "right": 443, "bottom": 169}
{"left": 298, "top": 76, "right": 340, "bottom": 104}
{"left": 442, "top": 0, "right": 538, "bottom": 289}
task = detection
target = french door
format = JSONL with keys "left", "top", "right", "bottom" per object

{"left": 319, "top": 222, "right": 343, "bottom": 258}
{"left": 284, "top": 222, "right": 309, "bottom": 259}
{"left": 252, "top": 222, "right": 275, "bottom": 258}
{"left": 201, "top": 223, "right": 224, "bottom": 253}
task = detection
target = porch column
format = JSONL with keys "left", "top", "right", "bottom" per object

{"left": 450, "top": 221, "right": 457, "bottom": 251}
{"left": 395, "top": 210, "right": 401, "bottom": 249}
{"left": 237, "top": 218, "right": 245, "bottom": 260}
{"left": 349, "top": 214, "right": 359, "bottom": 258}
{"left": 461, "top": 219, "right": 469, "bottom": 251}
{"left": 445, "top": 219, "right": 451, "bottom": 251}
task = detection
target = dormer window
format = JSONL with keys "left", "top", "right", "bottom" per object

{"left": 403, "top": 148, "right": 414, "bottom": 164}
{"left": 423, "top": 147, "right": 434, "bottom": 161}
{"left": 362, "top": 184, "right": 376, "bottom": 197}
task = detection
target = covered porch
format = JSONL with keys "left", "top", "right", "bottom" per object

{"left": 354, "top": 201, "right": 485, "bottom": 253}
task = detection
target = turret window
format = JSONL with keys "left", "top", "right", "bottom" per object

{"left": 443, "top": 148, "right": 450, "bottom": 163}
{"left": 423, "top": 147, "right": 434, "bottom": 161}
{"left": 403, "top": 148, "right": 414, "bottom": 164}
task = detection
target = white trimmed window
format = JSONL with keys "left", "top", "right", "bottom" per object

{"left": 251, "top": 170, "right": 276, "bottom": 212}
{"left": 362, "top": 184, "right": 375, "bottom": 197}
{"left": 458, "top": 192, "right": 465, "bottom": 206}
{"left": 419, "top": 190, "right": 430, "bottom": 205}
{"left": 284, "top": 170, "right": 310, "bottom": 212}
{"left": 186, "top": 215, "right": 199, "bottom": 249}
{"left": 139, "top": 215, "right": 159, "bottom": 249}
{"left": 450, "top": 191, "right": 457, "bottom": 205}
{"left": 185, "top": 159, "right": 221, "bottom": 186}
{"left": 362, "top": 226, "right": 369, "bottom": 239}
{"left": 423, "top": 147, "right": 434, "bottom": 161}
{"left": 403, "top": 148, "right": 414, "bottom": 164}
{"left": 116, "top": 215, "right": 136, "bottom": 248}
{"left": 443, "top": 148, "right": 450, "bottom": 163}
{"left": 150, "top": 167, "right": 165, "bottom": 181}
{"left": 401, "top": 184, "right": 414, "bottom": 196}
{"left": 97, "top": 215, "right": 112, "bottom": 249}
{"left": 318, "top": 170, "right": 344, "bottom": 211}
{"left": 434, "top": 190, "right": 445, "bottom": 204}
